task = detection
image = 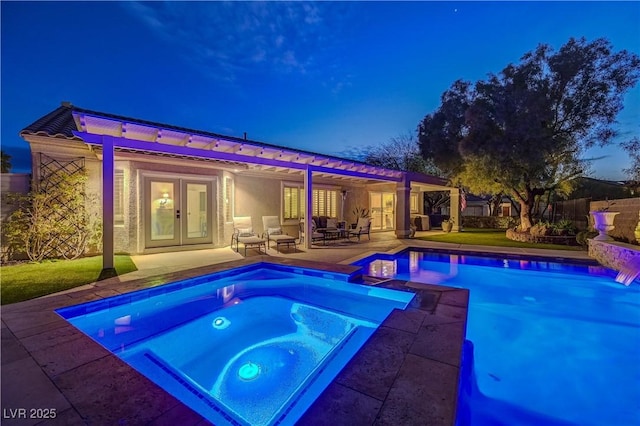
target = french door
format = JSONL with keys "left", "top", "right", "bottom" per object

{"left": 370, "top": 192, "right": 396, "bottom": 231}
{"left": 145, "top": 178, "right": 213, "bottom": 248}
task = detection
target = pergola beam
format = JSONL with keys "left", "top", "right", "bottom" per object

{"left": 75, "top": 132, "right": 402, "bottom": 182}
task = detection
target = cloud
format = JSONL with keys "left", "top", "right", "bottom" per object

{"left": 121, "top": 1, "right": 354, "bottom": 86}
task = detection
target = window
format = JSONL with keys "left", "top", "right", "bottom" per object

{"left": 283, "top": 186, "right": 301, "bottom": 220}
{"left": 282, "top": 184, "right": 338, "bottom": 220}
{"left": 224, "top": 177, "right": 233, "bottom": 222}
{"left": 313, "top": 189, "right": 337, "bottom": 217}
{"left": 410, "top": 193, "right": 419, "bottom": 213}
{"left": 114, "top": 170, "right": 124, "bottom": 225}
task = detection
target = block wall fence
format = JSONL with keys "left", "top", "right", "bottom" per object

{"left": 590, "top": 197, "right": 640, "bottom": 244}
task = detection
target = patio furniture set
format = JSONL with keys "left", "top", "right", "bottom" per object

{"left": 231, "top": 216, "right": 372, "bottom": 255}
{"left": 301, "top": 216, "right": 372, "bottom": 244}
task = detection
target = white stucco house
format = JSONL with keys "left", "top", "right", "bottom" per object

{"left": 20, "top": 102, "right": 461, "bottom": 269}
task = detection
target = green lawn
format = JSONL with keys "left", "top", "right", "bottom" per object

{"left": 417, "top": 228, "right": 583, "bottom": 251}
{"left": 1, "top": 255, "right": 137, "bottom": 305}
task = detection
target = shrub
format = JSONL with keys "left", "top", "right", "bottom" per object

{"left": 461, "top": 216, "right": 519, "bottom": 229}
{"left": 530, "top": 222, "right": 551, "bottom": 237}
{"left": 550, "top": 219, "right": 577, "bottom": 236}
{"left": 3, "top": 168, "right": 100, "bottom": 261}
{"left": 576, "top": 230, "right": 598, "bottom": 246}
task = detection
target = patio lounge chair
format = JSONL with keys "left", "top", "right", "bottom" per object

{"left": 348, "top": 217, "right": 371, "bottom": 241}
{"left": 262, "top": 216, "right": 297, "bottom": 253}
{"left": 231, "top": 216, "right": 267, "bottom": 255}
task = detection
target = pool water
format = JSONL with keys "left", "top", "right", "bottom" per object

{"left": 355, "top": 251, "right": 640, "bottom": 426}
{"left": 57, "top": 264, "right": 413, "bottom": 426}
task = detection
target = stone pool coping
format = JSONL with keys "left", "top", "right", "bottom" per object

{"left": 1, "top": 256, "right": 468, "bottom": 425}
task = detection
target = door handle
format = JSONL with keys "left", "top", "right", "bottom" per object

{"left": 176, "top": 209, "right": 181, "bottom": 219}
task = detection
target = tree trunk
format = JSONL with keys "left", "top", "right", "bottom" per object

{"left": 517, "top": 187, "right": 542, "bottom": 232}
{"left": 519, "top": 198, "right": 534, "bottom": 231}
{"left": 490, "top": 194, "right": 502, "bottom": 216}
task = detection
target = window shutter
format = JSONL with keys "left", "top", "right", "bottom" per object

{"left": 114, "top": 170, "right": 124, "bottom": 224}
{"left": 284, "top": 187, "right": 291, "bottom": 219}
{"left": 329, "top": 190, "right": 337, "bottom": 217}
{"left": 224, "top": 177, "right": 233, "bottom": 221}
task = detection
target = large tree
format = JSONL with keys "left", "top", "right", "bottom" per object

{"left": 621, "top": 137, "right": 640, "bottom": 184}
{"left": 356, "top": 133, "right": 441, "bottom": 175}
{"left": 356, "top": 133, "right": 449, "bottom": 213}
{"left": 418, "top": 37, "right": 640, "bottom": 231}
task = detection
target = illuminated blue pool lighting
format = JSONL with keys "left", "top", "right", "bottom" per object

{"left": 355, "top": 250, "right": 640, "bottom": 426}
{"left": 56, "top": 265, "right": 414, "bottom": 426}
{"left": 212, "top": 316, "right": 230, "bottom": 330}
{"left": 238, "top": 361, "right": 260, "bottom": 381}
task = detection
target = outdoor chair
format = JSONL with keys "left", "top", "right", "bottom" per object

{"left": 262, "top": 216, "right": 297, "bottom": 253}
{"left": 299, "top": 219, "right": 325, "bottom": 245}
{"left": 231, "top": 216, "right": 267, "bottom": 255}
{"left": 348, "top": 217, "right": 372, "bottom": 241}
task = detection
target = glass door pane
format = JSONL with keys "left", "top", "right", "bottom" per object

{"left": 149, "top": 180, "right": 179, "bottom": 245}
{"left": 183, "top": 182, "right": 212, "bottom": 244}
{"left": 382, "top": 193, "right": 395, "bottom": 230}
{"left": 370, "top": 192, "right": 382, "bottom": 230}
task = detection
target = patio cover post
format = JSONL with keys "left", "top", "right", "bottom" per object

{"left": 450, "top": 187, "right": 461, "bottom": 232}
{"left": 303, "top": 167, "right": 313, "bottom": 249}
{"left": 395, "top": 174, "right": 411, "bottom": 238}
{"left": 102, "top": 136, "right": 115, "bottom": 270}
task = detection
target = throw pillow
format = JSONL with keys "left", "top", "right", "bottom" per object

{"left": 268, "top": 227, "right": 282, "bottom": 235}
{"left": 238, "top": 227, "right": 253, "bottom": 237}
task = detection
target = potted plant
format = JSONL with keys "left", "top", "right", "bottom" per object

{"left": 351, "top": 207, "right": 369, "bottom": 228}
{"left": 589, "top": 200, "right": 619, "bottom": 241}
{"left": 442, "top": 217, "right": 454, "bottom": 233}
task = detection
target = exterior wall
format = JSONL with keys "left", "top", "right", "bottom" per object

{"left": 343, "top": 184, "right": 369, "bottom": 227}
{"left": 590, "top": 198, "right": 640, "bottom": 243}
{"left": 26, "top": 138, "right": 103, "bottom": 255}
{"left": 0, "top": 173, "right": 31, "bottom": 261}
{"left": 126, "top": 158, "right": 222, "bottom": 253}
{"left": 234, "top": 174, "right": 293, "bottom": 237}
{"left": 0, "top": 174, "right": 30, "bottom": 221}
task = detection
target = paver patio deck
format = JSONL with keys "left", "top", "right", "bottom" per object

{"left": 1, "top": 233, "right": 591, "bottom": 425}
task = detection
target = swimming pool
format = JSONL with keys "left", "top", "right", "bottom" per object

{"left": 354, "top": 250, "right": 640, "bottom": 426}
{"left": 57, "top": 263, "right": 414, "bottom": 426}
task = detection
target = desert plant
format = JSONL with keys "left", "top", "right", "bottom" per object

{"left": 352, "top": 206, "right": 369, "bottom": 222}
{"left": 594, "top": 198, "right": 617, "bottom": 212}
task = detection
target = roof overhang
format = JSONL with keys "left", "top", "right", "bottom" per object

{"left": 405, "top": 171, "right": 455, "bottom": 191}
{"left": 72, "top": 112, "right": 405, "bottom": 183}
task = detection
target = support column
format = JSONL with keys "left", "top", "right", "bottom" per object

{"left": 395, "top": 175, "right": 411, "bottom": 239}
{"left": 102, "top": 136, "right": 115, "bottom": 270}
{"left": 450, "top": 187, "right": 461, "bottom": 232}
{"left": 303, "top": 167, "right": 313, "bottom": 249}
